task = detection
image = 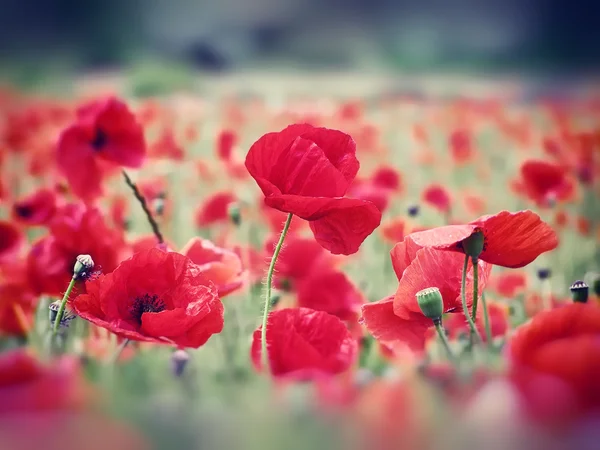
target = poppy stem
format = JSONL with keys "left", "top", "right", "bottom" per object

{"left": 481, "top": 291, "right": 493, "bottom": 344}
{"left": 52, "top": 276, "right": 77, "bottom": 335}
{"left": 111, "top": 339, "right": 130, "bottom": 365}
{"left": 261, "top": 213, "right": 293, "bottom": 374}
{"left": 434, "top": 320, "right": 456, "bottom": 364}
{"left": 122, "top": 170, "right": 164, "bottom": 244}
{"left": 471, "top": 258, "right": 479, "bottom": 321}
{"left": 461, "top": 254, "right": 481, "bottom": 344}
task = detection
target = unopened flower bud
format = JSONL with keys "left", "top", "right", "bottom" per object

{"left": 270, "top": 292, "right": 281, "bottom": 307}
{"left": 537, "top": 268, "right": 551, "bottom": 280}
{"left": 73, "top": 254, "right": 94, "bottom": 280}
{"left": 570, "top": 280, "right": 589, "bottom": 303}
{"left": 49, "top": 300, "right": 61, "bottom": 323}
{"left": 417, "top": 287, "right": 444, "bottom": 321}
{"left": 153, "top": 197, "right": 165, "bottom": 216}
{"left": 228, "top": 202, "right": 241, "bottom": 226}
{"left": 407, "top": 205, "right": 420, "bottom": 217}
{"left": 170, "top": 349, "right": 190, "bottom": 377}
{"left": 461, "top": 231, "right": 484, "bottom": 260}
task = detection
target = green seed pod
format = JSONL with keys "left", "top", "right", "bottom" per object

{"left": 416, "top": 287, "right": 444, "bottom": 321}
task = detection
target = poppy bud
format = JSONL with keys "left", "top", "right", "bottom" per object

{"left": 461, "top": 230, "right": 484, "bottom": 260}
{"left": 73, "top": 254, "right": 94, "bottom": 280}
{"left": 536, "top": 268, "right": 552, "bottom": 280}
{"left": 570, "top": 280, "right": 589, "bottom": 303}
{"left": 152, "top": 197, "right": 165, "bottom": 216}
{"left": 416, "top": 287, "right": 444, "bottom": 322}
{"left": 270, "top": 292, "right": 282, "bottom": 307}
{"left": 228, "top": 202, "right": 241, "bottom": 226}
{"left": 49, "top": 300, "right": 61, "bottom": 323}
{"left": 407, "top": 205, "right": 420, "bottom": 217}
{"left": 170, "top": 349, "right": 190, "bottom": 377}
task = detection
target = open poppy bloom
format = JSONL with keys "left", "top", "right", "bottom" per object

{"left": 194, "top": 191, "right": 237, "bottom": 227}
{"left": 360, "top": 237, "right": 491, "bottom": 351}
{"left": 519, "top": 160, "right": 575, "bottom": 207}
{"left": 0, "top": 221, "right": 23, "bottom": 264}
{"left": 245, "top": 124, "right": 381, "bottom": 255}
{"left": 72, "top": 248, "right": 224, "bottom": 348}
{"left": 56, "top": 96, "right": 146, "bottom": 201}
{"left": 181, "top": 237, "right": 244, "bottom": 296}
{"left": 27, "top": 204, "right": 125, "bottom": 296}
{"left": 508, "top": 303, "right": 600, "bottom": 425}
{"left": 251, "top": 307, "right": 357, "bottom": 377}
{"left": 407, "top": 210, "right": 558, "bottom": 268}
{"left": 12, "top": 188, "right": 58, "bottom": 226}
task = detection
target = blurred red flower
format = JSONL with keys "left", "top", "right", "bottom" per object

{"left": 443, "top": 301, "right": 508, "bottom": 341}
{"left": 72, "top": 248, "right": 224, "bottom": 348}
{"left": 245, "top": 124, "right": 381, "bottom": 255}
{"left": 408, "top": 210, "right": 558, "bottom": 268}
{"left": 0, "top": 283, "right": 35, "bottom": 337}
{"left": 519, "top": 160, "right": 575, "bottom": 207}
{"left": 56, "top": 97, "right": 146, "bottom": 201}
{"left": 12, "top": 188, "right": 58, "bottom": 226}
{"left": 422, "top": 184, "right": 451, "bottom": 214}
{"left": 195, "top": 191, "right": 236, "bottom": 227}
{"left": 449, "top": 128, "right": 473, "bottom": 164}
{"left": 149, "top": 128, "right": 184, "bottom": 160}
{"left": 509, "top": 303, "right": 600, "bottom": 425}
{"left": 27, "top": 204, "right": 125, "bottom": 296}
{"left": 251, "top": 307, "right": 357, "bottom": 377}
{"left": 216, "top": 129, "right": 237, "bottom": 162}
{"left": 360, "top": 237, "right": 491, "bottom": 351}
{"left": 181, "top": 237, "right": 244, "bottom": 297}
{"left": 0, "top": 220, "right": 23, "bottom": 264}
{"left": 492, "top": 271, "right": 527, "bottom": 298}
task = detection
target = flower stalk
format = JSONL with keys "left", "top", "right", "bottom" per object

{"left": 122, "top": 170, "right": 164, "bottom": 244}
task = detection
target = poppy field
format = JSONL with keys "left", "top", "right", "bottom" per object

{"left": 1, "top": 73, "right": 599, "bottom": 450}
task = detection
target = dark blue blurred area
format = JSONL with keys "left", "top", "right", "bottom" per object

{"left": 0, "top": 0, "right": 599, "bottom": 71}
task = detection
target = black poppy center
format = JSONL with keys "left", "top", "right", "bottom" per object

{"left": 14, "top": 205, "right": 33, "bottom": 218}
{"left": 90, "top": 128, "right": 108, "bottom": 150}
{"left": 130, "top": 294, "right": 166, "bottom": 324}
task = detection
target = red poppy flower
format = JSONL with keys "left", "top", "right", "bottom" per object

{"left": 492, "top": 271, "right": 527, "bottom": 298}
{"left": 407, "top": 210, "right": 558, "bottom": 268}
{"left": 509, "top": 303, "right": 600, "bottom": 424}
{"left": 0, "top": 221, "right": 23, "bottom": 264}
{"left": 381, "top": 218, "right": 405, "bottom": 244}
{"left": 129, "top": 235, "right": 173, "bottom": 254}
{"left": 56, "top": 96, "right": 146, "bottom": 201}
{"left": 348, "top": 180, "right": 390, "bottom": 213}
{"left": 245, "top": 124, "right": 381, "bottom": 255}
{"left": 296, "top": 269, "right": 364, "bottom": 321}
{"left": 216, "top": 129, "right": 237, "bottom": 162}
{"left": 422, "top": 184, "right": 451, "bottom": 214}
{"left": 12, "top": 188, "right": 58, "bottom": 226}
{"left": 27, "top": 204, "right": 125, "bottom": 296}
{"left": 372, "top": 165, "right": 403, "bottom": 192}
{"left": 195, "top": 191, "right": 236, "bottom": 227}
{"left": 0, "top": 282, "right": 35, "bottom": 337}
{"left": 449, "top": 128, "right": 473, "bottom": 164}
{"left": 519, "top": 160, "right": 575, "bottom": 207}
{"left": 251, "top": 307, "right": 357, "bottom": 377}
{"left": 181, "top": 237, "right": 244, "bottom": 296}
{"left": 149, "top": 128, "right": 184, "bottom": 160}
{"left": 360, "top": 237, "right": 491, "bottom": 351}
{"left": 72, "top": 248, "right": 224, "bottom": 348}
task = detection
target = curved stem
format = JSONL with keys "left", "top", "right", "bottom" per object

{"left": 481, "top": 291, "right": 493, "bottom": 344}
{"left": 261, "top": 213, "right": 293, "bottom": 373}
{"left": 461, "top": 254, "right": 481, "bottom": 343}
{"left": 471, "top": 258, "right": 479, "bottom": 321}
{"left": 52, "top": 276, "right": 77, "bottom": 335}
{"left": 434, "top": 321, "right": 456, "bottom": 365}
{"left": 122, "top": 170, "right": 164, "bottom": 244}
{"left": 111, "top": 339, "right": 130, "bottom": 365}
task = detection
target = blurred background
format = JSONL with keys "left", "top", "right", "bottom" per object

{"left": 1, "top": 0, "right": 599, "bottom": 76}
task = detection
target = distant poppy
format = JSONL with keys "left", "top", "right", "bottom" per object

{"left": 360, "top": 237, "right": 491, "bottom": 351}
{"left": 12, "top": 188, "right": 57, "bottom": 226}
{"left": 576, "top": 216, "right": 591, "bottom": 237}
{"left": 296, "top": 269, "right": 364, "bottom": 322}
{"left": 149, "top": 128, "right": 184, "bottom": 160}
{"left": 422, "top": 184, "right": 451, "bottom": 214}
{"left": 509, "top": 303, "right": 600, "bottom": 424}
{"left": 245, "top": 124, "right": 381, "bottom": 255}
{"left": 181, "top": 237, "right": 244, "bottom": 296}
{"left": 73, "top": 248, "right": 224, "bottom": 348}
{"left": 27, "top": 204, "right": 125, "bottom": 296}
{"left": 462, "top": 191, "right": 486, "bottom": 216}
{"left": 56, "top": 97, "right": 146, "bottom": 201}
{"left": 348, "top": 180, "right": 390, "bottom": 213}
{"left": 381, "top": 218, "right": 405, "bottom": 244}
{"left": 216, "top": 129, "right": 237, "bottom": 162}
{"left": 372, "top": 165, "right": 403, "bottom": 192}
{"left": 0, "top": 221, "right": 23, "bottom": 264}
{"left": 449, "top": 128, "right": 473, "bottom": 164}
{"left": 195, "top": 191, "right": 236, "bottom": 227}
{"left": 0, "top": 283, "right": 35, "bottom": 337}
{"left": 408, "top": 210, "right": 558, "bottom": 268}
{"left": 492, "top": 271, "right": 527, "bottom": 298}
{"left": 519, "top": 160, "right": 575, "bottom": 207}
{"left": 129, "top": 235, "right": 172, "bottom": 254}
{"left": 251, "top": 307, "right": 357, "bottom": 377}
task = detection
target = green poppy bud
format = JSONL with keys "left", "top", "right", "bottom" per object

{"left": 416, "top": 287, "right": 444, "bottom": 321}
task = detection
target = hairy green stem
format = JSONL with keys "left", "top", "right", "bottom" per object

{"left": 434, "top": 321, "right": 456, "bottom": 364}
{"left": 461, "top": 254, "right": 481, "bottom": 343}
{"left": 481, "top": 291, "right": 493, "bottom": 344}
{"left": 261, "top": 213, "right": 293, "bottom": 373}
{"left": 52, "top": 276, "right": 77, "bottom": 335}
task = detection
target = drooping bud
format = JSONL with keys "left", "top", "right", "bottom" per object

{"left": 536, "top": 268, "right": 552, "bottom": 280}
{"left": 170, "top": 349, "right": 190, "bottom": 377}
{"left": 461, "top": 231, "right": 484, "bottom": 260}
{"left": 73, "top": 254, "right": 94, "bottom": 280}
{"left": 407, "top": 205, "right": 420, "bottom": 217}
{"left": 416, "top": 287, "right": 444, "bottom": 322}
{"left": 570, "top": 280, "right": 589, "bottom": 303}
{"left": 228, "top": 202, "right": 241, "bottom": 226}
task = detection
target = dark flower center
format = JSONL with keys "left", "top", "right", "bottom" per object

{"left": 130, "top": 294, "right": 166, "bottom": 324}
{"left": 90, "top": 128, "right": 108, "bottom": 150}
{"left": 14, "top": 205, "right": 33, "bottom": 218}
